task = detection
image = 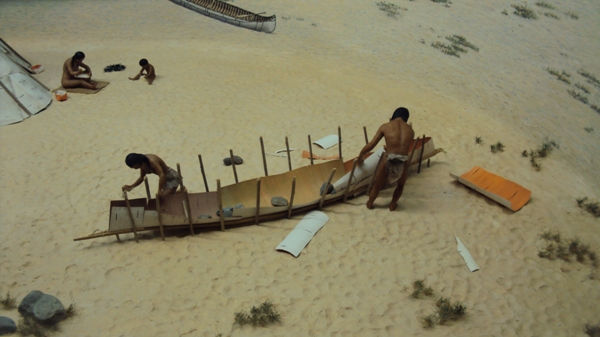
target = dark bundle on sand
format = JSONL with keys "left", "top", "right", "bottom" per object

{"left": 104, "top": 64, "right": 126, "bottom": 72}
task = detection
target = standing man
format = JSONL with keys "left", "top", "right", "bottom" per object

{"left": 357, "top": 107, "right": 415, "bottom": 211}
{"left": 122, "top": 153, "right": 185, "bottom": 198}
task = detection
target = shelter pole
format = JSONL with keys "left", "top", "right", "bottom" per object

{"left": 198, "top": 155, "right": 209, "bottom": 192}
{"left": 229, "top": 149, "right": 239, "bottom": 183}
{"left": 338, "top": 126, "right": 343, "bottom": 161}
{"left": 0, "top": 81, "right": 32, "bottom": 116}
{"left": 319, "top": 168, "right": 336, "bottom": 210}
{"left": 255, "top": 179, "right": 261, "bottom": 225}
{"left": 260, "top": 136, "right": 269, "bottom": 176}
{"left": 308, "top": 135, "right": 314, "bottom": 165}
{"left": 217, "top": 179, "right": 225, "bottom": 231}
{"left": 123, "top": 190, "right": 139, "bottom": 243}
{"left": 417, "top": 135, "right": 426, "bottom": 174}
{"left": 144, "top": 177, "right": 151, "bottom": 201}
{"left": 343, "top": 159, "right": 358, "bottom": 202}
{"left": 285, "top": 137, "right": 292, "bottom": 171}
{"left": 155, "top": 193, "right": 165, "bottom": 241}
{"left": 363, "top": 126, "right": 369, "bottom": 144}
{"left": 177, "top": 164, "right": 194, "bottom": 236}
{"left": 367, "top": 153, "right": 385, "bottom": 195}
{"left": 287, "top": 177, "right": 296, "bottom": 219}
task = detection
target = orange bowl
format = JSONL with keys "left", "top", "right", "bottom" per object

{"left": 55, "top": 90, "right": 68, "bottom": 101}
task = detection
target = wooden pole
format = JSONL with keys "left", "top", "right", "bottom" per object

{"left": 343, "top": 159, "right": 358, "bottom": 202}
{"left": 367, "top": 153, "right": 386, "bottom": 195}
{"left": 123, "top": 191, "right": 139, "bottom": 243}
{"left": 287, "top": 177, "right": 296, "bottom": 219}
{"left": 308, "top": 135, "right": 314, "bottom": 165}
{"left": 417, "top": 135, "right": 426, "bottom": 174}
{"left": 338, "top": 126, "right": 343, "bottom": 161}
{"left": 217, "top": 179, "right": 225, "bottom": 231}
{"left": 198, "top": 154, "right": 209, "bottom": 192}
{"left": 144, "top": 177, "right": 151, "bottom": 201}
{"left": 260, "top": 136, "right": 269, "bottom": 176}
{"left": 255, "top": 178, "right": 261, "bottom": 225}
{"left": 363, "top": 126, "right": 369, "bottom": 144}
{"left": 155, "top": 193, "right": 165, "bottom": 241}
{"left": 285, "top": 136, "right": 292, "bottom": 171}
{"left": 406, "top": 136, "right": 420, "bottom": 169}
{"left": 427, "top": 158, "right": 431, "bottom": 167}
{"left": 177, "top": 164, "right": 194, "bottom": 236}
{"left": 229, "top": 149, "right": 239, "bottom": 183}
{"left": 319, "top": 168, "right": 336, "bottom": 210}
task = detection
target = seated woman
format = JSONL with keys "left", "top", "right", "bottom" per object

{"left": 61, "top": 51, "right": 96, "bottom": 89}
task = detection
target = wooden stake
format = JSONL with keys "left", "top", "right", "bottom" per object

{"left": 255, "top": 178, "right": 261, "bottom": 225}
{"left": 406, "top": 136, "right": 420, "bottom": 171}
{"left": 319, "top": 168, "right": 336, "bottom": 210}
{"left": 363, "top": 126, "right": 369, "bottom": 144}
{"left": 155, "top": 193, "right": 165, "bottom": 241}
{"left": 417, "top": 135, "right": 426, "bottom": 174}
{"left": 260, "top": 136, "right": 269, "bottom": 176}
{"left": 229, "top": 149, "right": 239, "bottom": 183}
{"left": 367, "top": 153, "right": 385, "bottom": 195}
{"left": 427, "top": 158, "right": 431, "bottom": 167}
{"left": 343, "top": 159, "right": 358, "bottom": 202}
{"left": 285, "top": 136, "right": 292, "bottom": 171}
{"left": 123, "top": 190, "right": 139, "bottom": 243}
{"left": 338, "top": 126, "right": 343, "bottom": 161}
{"left": 115, "top": 234, "right": 121, "bottom": 243}
{"left": 144, "top": 177, "right": 151, "bottom": 201}
{"left": 217, "top": 179, "right": 225, "bottom": 231}
{"left": 198, "top": 154, "right": 209, "bottom": 192}
{"left": 308, "top": 135, "right": 314, "bottom": 165}
{"left": 287, "top": 177, "right": 296, "bottom": 219}
{"left": 177, "top": 164, "right": 194, "bottom": 236}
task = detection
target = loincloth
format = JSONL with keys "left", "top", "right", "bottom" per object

{"left": 386, "top": 154, "right": 408, "bottom": 184}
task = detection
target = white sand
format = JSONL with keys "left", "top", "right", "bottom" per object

{"left": 1, "top": 0, "right": 599, "bottom": 335}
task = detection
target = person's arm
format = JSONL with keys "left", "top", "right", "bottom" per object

{"left": 357, "top": 127, "right": 384, "bottom": 164}
{"left": 145, "top": 65, "right": 155, "bottom": 78}
{"left": 66, "top": 62, "right": 81, "bottom": 77}
{"left": 80, "top": 62, "right": 92, "bottom": 77}
{"left": 122, "top": 171, "right": 146, "bottom": 191}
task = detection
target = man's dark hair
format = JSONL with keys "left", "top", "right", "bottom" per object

{"left": 139, "top": 59, "right": 148, "bottom": 66}
{"left": 72, "top": 51, "right": 85, "bottom": 66}
{"left": 125, "top": 153, "right": 149, "bottom": 168}
{"left": 391, "top": 107, "right": 409, "bottom": 122}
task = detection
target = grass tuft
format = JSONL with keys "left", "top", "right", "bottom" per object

{"left": 543, "top": 12, "right": 560, "bottom": 19}
{"left": 490, "top": 141, "right": 505, "bottom": 153}
{"left": 535, "top": 1, "right": 555, "bottom": 9}
{"left": 445, "top": 35, "right": 479, "bottom": 52}
{"left": 234, "top": 300, "right": 281, "bottom": 327}
{"left": 565, "top": 11, "right": 579, "bottom": 19}
{"left": 584, "top": 127, "right": 594, "bottom": 133}
{"left": 575, "top": 83, "right": 591, "bottom": 94}
{"left": 522, "top": 138, "right": 558, "bottom": 171}
{"left": 409, "top": 279, "right": 434, "bottom": 299}
{"left": 475, "top": 136, "right": 483, "bottom": 144}
{"left": 568, "top": 90, "right": 589, "bottom": 104}
{"left": 376, "top": 2, "right": 406, "bottom": 18}
{"left": 591, "top": 105, "right": 600, "bottom": 114}
{"left": 431, "top": 42, "right": 460, "bottom": 57}
{"left": 0, "top": 292, "right": 16, "bottom": 309}
{"left": 539, "top": 229, "right": 599, "bottom": 269}
{"left": 511, "top": 4, "right": 537, "bottom": 19}
{"left": 545, "top": 68, "right": 571, "bottom": 84}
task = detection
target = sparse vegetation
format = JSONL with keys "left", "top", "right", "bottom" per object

{"left": 545, "top": 68, "right": 571, "bottom": 84}
{"left": 511, "top": 4, "right": 537, "bottom": 19}
{"left": 65, "top": 303, "right": 77, "bottom": 319}
{"left": 568, "top": 89, "right": 589, "bottom": 104}
{"left": 544, "top": 12, "right": 560, "bottom": 19}
{"left": 376, "top": 2, "right": 406, "bottom": 18}
{"left": 409, "top": 279, "right": 434, "bottom": 299}
{"left": 0, "top": 292, "right": 16, "bottom": 309}
{"left": 575, "top": 83, "right": 591, "bottom": 94}
{"left": 234, "top": 300, "right": 281, "bottom": 327}
{"left": 522, "top": 138, "right": 559, "bottom": 171}
{"left": 431, "top": 0, "right": 448, "bottom": 3}
{"left": 446, "top": 35, "right": 479, "bottom": 52}
{"left": 591, "top": 105, "right": 600, "bottom": 114}
{"left": 578, "top": 70, "right": 600, "bottom": 88}
{"left": 535, "top": 1, "right": 555, "bottom": 9}
{"left": 475, "top": 136, "right": 482, "bottom": 144}
{"left": 431, "top": 42, "right": 460, "bottom": 57}
{"left": 565, "top": 11, "right": 579, "bottom": 19}
{"left": 538, "top": 229, "right": 598, "bottom": 268}
{"left": 584, "top": 127, "right": 594, "bottom": 133}
{"left": 18, "top": 316, "right": 54, "bottom": 337}
{"left": 420, "top": 297, "right": 467, "bottom": 328}
{"left": 502, "top": 9, "right": 508, "bottom": 15}
{"left": 490, "top": 141, "right": 505, "bottom": 153}
{"left": 577, "top": 197, "right": 600, "bottom": 217}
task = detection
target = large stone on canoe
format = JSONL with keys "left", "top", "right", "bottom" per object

{"left": 223, "top": 156, "right": 243, "bottom": 166}
{"left": 216, "top": 207, "right": 233, "bottom": 217}
{"left": 271, "top": 196, "right": 288, "bottom": 207}
{"left": 319, "top": 182, "right": 336, "bottom": 196}
{"left": 19, "top": 291, "right": 65, "bottom": 325}
{"left": 0, "top": 317, "right": 17, "bottom": 335}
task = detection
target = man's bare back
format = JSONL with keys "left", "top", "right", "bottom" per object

{"left": 357, "top": 108, "right": 415, "bottom": 211}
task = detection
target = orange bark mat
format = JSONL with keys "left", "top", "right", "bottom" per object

{"left": 450, "top": 166, "right": 531, "bottom": 211}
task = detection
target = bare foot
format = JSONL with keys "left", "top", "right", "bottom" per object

{"left": 389, "top": 203, "right": 398, "bottom": 211}
{"left": 366, "top": 200, "right": 374, "bottom": 209}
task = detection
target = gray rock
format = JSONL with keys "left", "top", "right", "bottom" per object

{"left": 197, "top": 214, "right": 212, "bottom": 219}
{"left": 216, "top": 207, "right": 233, "bottom": 217}
{"left": 0, "top": 316, "right": 17, "bottom": 335}
{"left": 319, "top": 182, "right": 336, "bottom": 196}
{"left": 223, "top": 156, "right": 243, "bottom": 166}
{"left": 18, "top": 291, "right": 65, "bottom": 325}
{"left": 271, "top": 196, "right": 288, "bottom": 207}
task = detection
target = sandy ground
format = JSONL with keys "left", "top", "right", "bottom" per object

{"left": 1, "top": 0, "right": 600, "bottom": 335}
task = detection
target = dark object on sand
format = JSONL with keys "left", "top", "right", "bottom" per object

{"left": 224, "top": 156, "right": 243, "bottom": 166}
{"left": 104, "top": 64, "right": 126, "bottom": 72}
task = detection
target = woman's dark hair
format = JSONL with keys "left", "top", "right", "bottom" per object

{"left": 139, "top": 59, "right": 148, "bottom": 66}
{"left": 125, "top": 153, "right": 149, "bottom": 168}
{"left": 71, "top": 51, "right": 85, "bottom": 66}
{"left": 391, "top": 107, "right": 409, "bottom": 122}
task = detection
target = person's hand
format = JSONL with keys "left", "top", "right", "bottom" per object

{"left": 122, "top": 185, "right": 133, "bottom": 192}
{"left": 76, "top": 69, "right": 83, "bottom": 75}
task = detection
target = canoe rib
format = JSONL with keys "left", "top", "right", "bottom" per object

{"left": 170, "top": 0, "right": 276, "bottom": 33}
